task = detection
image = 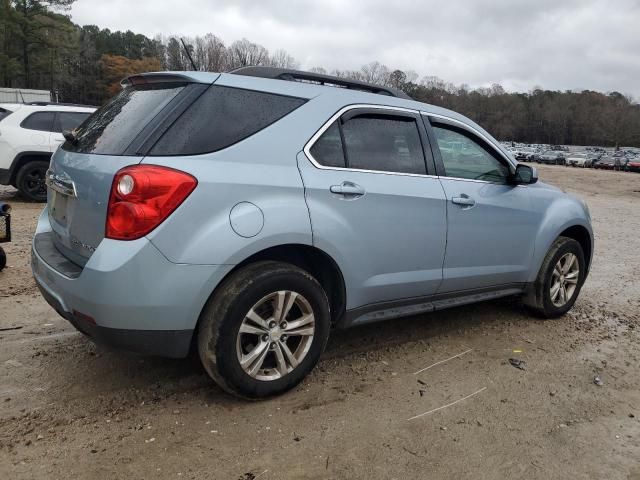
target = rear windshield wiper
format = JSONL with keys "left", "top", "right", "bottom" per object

{"left": 62, "top": 129, "right": 78, "bottom": 144}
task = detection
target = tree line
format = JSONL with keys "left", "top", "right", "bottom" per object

{"left": 2, "top": 0, "right": 639, "bottom": 147}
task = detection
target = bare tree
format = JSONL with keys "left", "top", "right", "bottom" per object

{"left": 226, "top": 38, "right": 269, "bottom": 70}
{"left": 268, "top": 49, "right": 299, "bottom": 69}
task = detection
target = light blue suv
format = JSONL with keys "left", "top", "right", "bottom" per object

{"left": 32, "top": 67, "right": 593, "bottom": 398}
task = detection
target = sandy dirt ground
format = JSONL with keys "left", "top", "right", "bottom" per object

{"left": 0, "top": 164, "right": 639, "bottom": 480}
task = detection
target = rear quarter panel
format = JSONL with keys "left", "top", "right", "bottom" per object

{"left": 144, "top": 92, "right": 351, "bottom": 266}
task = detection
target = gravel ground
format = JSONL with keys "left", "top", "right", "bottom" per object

{"left": 0, "top": 164, "right": 639, "bottom": 480}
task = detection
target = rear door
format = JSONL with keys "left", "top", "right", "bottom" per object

{"left": 426, "top": 116, "right": 539, "bottom": 292}
{"left": 298, "top": 106, "right": 447, "bottom": 310}
{"left": 47, "top": 79, "right": 208, "bottom": 266}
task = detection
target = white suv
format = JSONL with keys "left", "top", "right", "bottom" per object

{"left": 0, "top": 102, "right": 95, "bottom": 201}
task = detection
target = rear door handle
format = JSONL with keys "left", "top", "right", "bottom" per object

{"left": 451, "top": 195, "right": 476, "bottom": 207}
{"left": 330, "top": 182, "right": 365, "bottom": 197}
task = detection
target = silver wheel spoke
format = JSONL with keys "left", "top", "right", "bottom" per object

{"left": 279, "top": 341, "right": 299, "bottom": 368}
{"left": 281, "top": 291, "right": 298, "bottom": 322}
{"left": 285, "top": 326, "right": 314, "bottom": 337}
{"left": 274, "top": 343, "right": 288, "bottom": 376}
{"left": 562, "top": 254, "right": 576, "bottom": 274}
{"left": 284, "top": 313, "right": 314, "bottom": 331}
{"left": 239, "top": 323, "right": 268, "bottom": 335}
{"left": 550, "top": 282, "right": 561, "bottom": 301}
{"left": 246, "top": 308, "right": 269, "bottom": 330}
{"left": 273, "top": 291, "right": 286, "bottom": 322}
{"left": 241, "top": 341, "right": 269, "bottom": 376}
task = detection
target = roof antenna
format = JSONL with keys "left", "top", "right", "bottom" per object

{"left": 180, "top": 38, "right": 198, "bottom": 71}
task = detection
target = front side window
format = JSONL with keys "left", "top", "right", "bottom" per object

{"left": 433, "top": 126, "right": 509, "bottom": 183}
{"left": 341, "top": 115, "right": 426, "bottom": 174}
{"left": 21, "top": 112, "right": 55, "bottom": 132}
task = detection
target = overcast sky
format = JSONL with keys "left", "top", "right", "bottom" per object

{"left": 70, "top": 0, "right": 640, "bottom": 97}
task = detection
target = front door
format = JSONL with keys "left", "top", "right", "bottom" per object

{"left": 298, "top": 106, "right": 447, "bottom": 310}
{"left": 427, "top": 117, "right": 540, "bottom": 293}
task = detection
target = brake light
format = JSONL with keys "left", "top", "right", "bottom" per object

{"left": 106, "top": 165, "right": 197, "bottom": 240}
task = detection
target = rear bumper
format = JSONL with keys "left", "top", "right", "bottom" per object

{"left": 31, "top": 210, "right": 233, "bottom": 358}
{"left": 35, "top": 279, "right": 192, "bottom": 357}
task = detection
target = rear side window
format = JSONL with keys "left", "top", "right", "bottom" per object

{"left": 64, "top": 83, "right": 186, "bottom": 155}
{"left": 341, "top": 115, "right": 426, "bottom": 174}
{"left": 309, "top": 121, "right": 345, "bottom": 167}
{"left": 149, "top": 86, "right": 306, "bottom": 156}
{"left": 21, "top": 112, "right": 55, "bottom": 132}
{"left": 55, "top": 112, "right": 91, "bottom": 133}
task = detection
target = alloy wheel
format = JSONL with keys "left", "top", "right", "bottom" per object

{"left": 236, "top": 290, "right": 315, "bottom": 381}
{"left": 550, "top": 253, "right": 579, "bottom": 307}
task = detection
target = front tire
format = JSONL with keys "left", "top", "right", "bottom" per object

{"left": 197, "top": 261, "right": 331, "bottom": 399}
{"left": 16, "top": 160, "right": 49, "bottom": 202}
{"left": 524, "top": 236, "right": 586, "bottom": 318}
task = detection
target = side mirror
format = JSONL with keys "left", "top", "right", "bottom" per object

{"left": 513, "top": 164, "right": 538, "bottom": 184}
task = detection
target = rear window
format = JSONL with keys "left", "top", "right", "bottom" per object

{"left": 55, "top": 112, "right": 91, "bottom": 133}
{"left": 148, "top": 86, "right": 306, "bottom": 156}
{"left": 21, "top": 111, "right": 55, "bottom": 132}
{"left": 63, "top": 83, "right": 186, "bottom": 155}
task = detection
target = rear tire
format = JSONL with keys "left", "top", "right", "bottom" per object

{"left": 197, "top": 261, "right": 330, "bottom": 399}
{"left": 524, "top": 236, "right": 586, "bottom": 318}
{"left": 16, "top": 160, "right": 49, "bottom": 202}
{"left": 0, "top": 247, "right": 6, "bottom": 271}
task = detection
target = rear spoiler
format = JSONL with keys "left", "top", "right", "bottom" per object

{"left": 121, "top": 72, "right": 219, "bottom": 87}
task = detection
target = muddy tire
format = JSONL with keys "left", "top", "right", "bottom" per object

{"left": 197, "top": 261, "right": 330, "bottom": 399}
{"left": 524, "top": 236, "right": 586, "bottom": 318}
{"left": 0, "top": 247, "right": 5, "bottom": 271}
{"left": 16, "top": 160, "right": 49, "bottom": 202}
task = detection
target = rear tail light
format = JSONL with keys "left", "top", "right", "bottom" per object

{"left": 106, "top": 165, "right": 197, "bottom": 240}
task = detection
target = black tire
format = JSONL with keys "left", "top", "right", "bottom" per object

{"left": 197, "top": 261, "right": 331, "bottom": 399}
{"left": 0, "top": 247, "right": 6, "bottom": 271}
{"left": 523, "top": 236, "right": 586, "bottom": 318}
{"left": 16, "top": 160, "right": 49, "bottom": 202}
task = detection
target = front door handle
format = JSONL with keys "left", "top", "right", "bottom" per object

{"left": 451, "top": 195, "right": 476, "bottom": 207}
{"left": 330, "top": 182, "right": 365, "bottom": 197}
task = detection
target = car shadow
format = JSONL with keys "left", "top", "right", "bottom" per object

{"left": 34, "top": 296, "right": 530, "bottom": 408}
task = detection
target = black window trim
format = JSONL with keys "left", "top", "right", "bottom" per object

{"left": 304, "top": 104, "right": 438, "bottom": 177}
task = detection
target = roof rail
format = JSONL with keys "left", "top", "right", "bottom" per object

{"left": 25, "top": 101, "right": 97, "bottom": 108}
{"left": 230, "top": 66, "right": 412, "bottom": 100}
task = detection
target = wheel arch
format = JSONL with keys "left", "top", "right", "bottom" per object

{"left": 197, "top": 243, "right": 347, "bottom": 331}
{"left": 558, "top": 224, "right": 592, "bottom": 272}
{"left": 7, "top": 151, "right": 52, "bottom": 186}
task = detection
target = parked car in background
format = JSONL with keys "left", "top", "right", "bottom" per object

{"left": 627, "top": 159, "right": 640, "bottom": 173}
{"left": 31, "top": 67, "right": 593, "bottom": 398}
{"left": 0, "top": 102, "right": 95, "bottom": 201}
{"left": 538, "top": 150, "right": 566, "bottom": 165}
{"left": 593, "top": 156, "right": 616, "bottom": 170}
{"left": 514, "top": 147, "right": 539, "bottom": 162}
{"left": 566, "top": 152, "right": 595, "bottom": 168}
